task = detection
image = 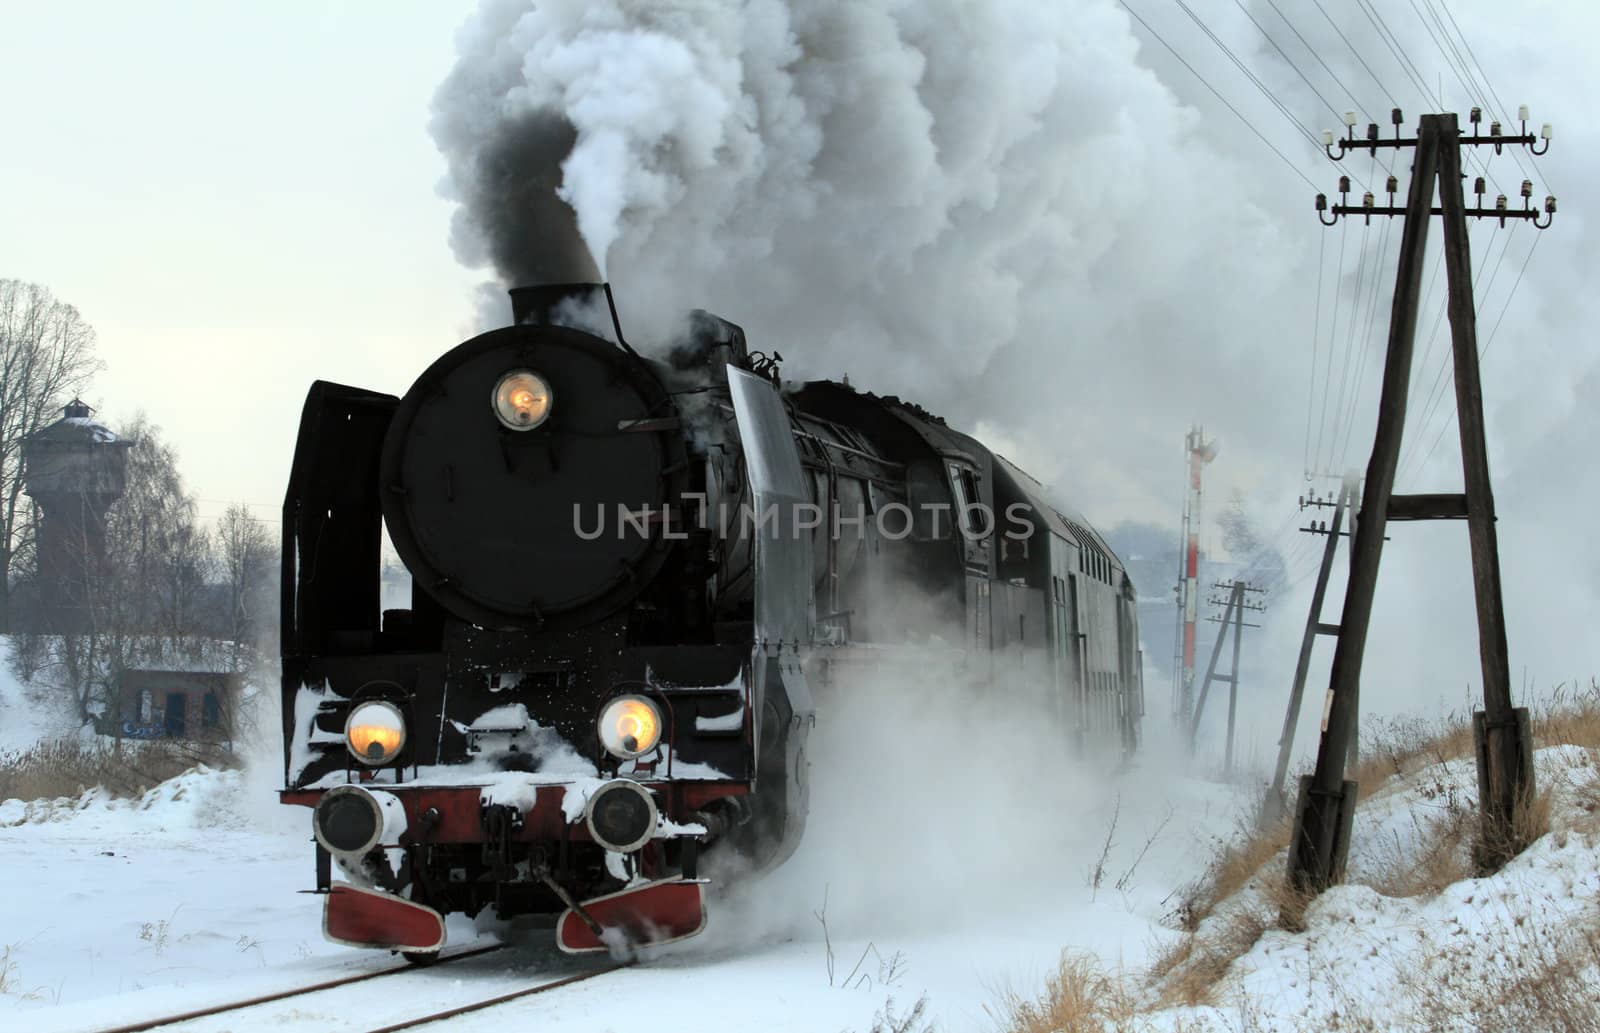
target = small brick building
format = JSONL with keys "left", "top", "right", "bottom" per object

{"left": 102, "top": 669, "right": 245, "bottom": 741}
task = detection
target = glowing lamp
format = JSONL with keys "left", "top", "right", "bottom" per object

{"left": 491, "top": 370, "right": 553, "bottom": 431}
{"left": 345, "top": 701, "right": 406, "bottom": 765}
{"left": 599, "top": 695, "right": 663, "bottom": 759}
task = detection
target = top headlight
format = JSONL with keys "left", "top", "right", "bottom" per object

{"left": 598, "top": 695, "right": 663, "bottom": 759}
{"left": 492, "top": 369, "right": 552, "bottom": 430}
{"left": 345, "top": 701, "right": 406, "bottom": 765}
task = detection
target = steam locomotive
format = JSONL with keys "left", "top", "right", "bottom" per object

{"left": 279, "top": 282, "right": 1143, "bottom": 956}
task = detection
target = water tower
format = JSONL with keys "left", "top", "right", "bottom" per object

{"left": 23, "top": 399, "right": 132, "bottom": 631}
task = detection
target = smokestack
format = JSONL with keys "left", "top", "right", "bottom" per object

{"left": 508, "top": 282, "right": 606, "bottom": 326}
{"left": 506, "top": 282, "right": 630, "bottom": 353}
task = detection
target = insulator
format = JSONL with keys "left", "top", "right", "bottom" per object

{"left": 1321, "top": 128, "right": 1335, "bottom": 146}
{"left": 1315, "top": 193, "right": 1327, "bottom": 211}
{"left": 1495, "top": 194, "right": 1507, "bottom": 211}
{"left": 1343, "top": 110, "right": 1358, "bottom": 127}
{"left": 1518, "top": 104, "right": 1530, "bottom": 121}
{"left": 1366, "top": 122, "right": 1379, "bottom": 141}
{"left": 1386, "top": 175, "right": 1398, "bottom": 194}
{"left": 1521, "top": 179, "right": 1533, "bottom": 198}
{"left": 1490, "top": 121, "right": 1502, "bottom": 137}
{"left": 1541, "top": 123, "right": 1554, "bottom": 140}
{"left": 1391, "top": 107, "right": 1403, "bottom": 125}
{"left": 1474, "top": 176, "right": 1486, "bottom": 196}
{"left": 1338, "top": 175, "right": 1350, "bottom": 193}
{"left": 1546, "top": 196, "right": 1557, "bottom": 214}
{"left": 1470, "top": 106, "right": 1482, "bottom": 124}
{"left": 1362, "top": 191, "right": 1374, "bottom": 208}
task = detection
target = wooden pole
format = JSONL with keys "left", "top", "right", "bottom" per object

{"left": 1188, "top": 590, "right": 1234, "bottom": 747}
{"left": 1224, "top": 582, "right": 1245, "bottom": 775}
{"left": 1435, "top": 115, "right": 1535, "bottom": 865}
{"left": 1289, "top": 116, "right": 1442, "bottom": 892}
{"left": 1262, "top": 472, "right": 1356, "bottom": 827}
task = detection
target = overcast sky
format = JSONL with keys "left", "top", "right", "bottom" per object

{"left": 0, "top": 1, "right": 481, "bottom": 527}
{"left": 3, "top": 1, "right": 1596, "bottom": 749}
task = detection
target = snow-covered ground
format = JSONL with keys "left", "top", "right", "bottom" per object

{"left": 0, "top": 656, "right": 80, "bottom": 756}
{"left": 1146, "top": 742, "right": 1600, "bottom": 1032}
{"left": 0, "top": 707, "right": 1236, "bottom": 1032}
{"left": 9, "top": 665, "right": 1596, "bottom": 1032}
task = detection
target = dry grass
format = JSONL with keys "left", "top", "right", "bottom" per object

{"left": 1491, "top": 924, "right": 1600, "bottom": 1033}
{"left": 991, "top": 953, "right": 1142, "bottom": 1033}
{"left": 1531, "top": 679, "right": 1600, "bottom": 753}
{"left": 997, "top": 685, "right": 1600, "bottom": 1033}
{"left": 1394, "top": 902, "right": 1600, "bottom": 1033}
{"left": 0, "top": 738, "right": 231, "bottom": 803}
{"left": 1171, "top": 803, "right": 1293, "bottom": 933}
{"left": 1347, "top": 712, "right": 1476, "bottom": 801}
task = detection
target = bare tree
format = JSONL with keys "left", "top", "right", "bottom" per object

{"left": 0, "top": 280, "right": 103, "bottom": 630}
{"left": 215, "top": 502, "right": 278, "bottom": 671}
{"left": 102, "top": 413, "right": 213, "bottom": 662}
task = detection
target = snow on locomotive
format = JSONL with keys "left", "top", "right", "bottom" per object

{"left": 279, "top": 282, "right": 1143, "bottom": 956}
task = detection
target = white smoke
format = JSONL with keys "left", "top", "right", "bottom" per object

{"left": 429, "top": 1, "right": 1300, "bottom": 466}
{"left": 431, "top": 0, "right": 1600, "bottom": 745}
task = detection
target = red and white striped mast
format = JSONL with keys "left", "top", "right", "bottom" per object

{"left": 1175, "top": 425, "right": 1218, "bottom": 734}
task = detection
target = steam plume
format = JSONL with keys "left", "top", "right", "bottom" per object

{"left": 431, "top": 0, "right": 1600, "bottom": 729}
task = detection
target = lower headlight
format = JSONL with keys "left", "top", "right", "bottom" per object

{"left": 598, "top": 695, "right": 663, "bottom": 759}
{"left": 313, "top": 785, "right": 384, "bottom": 856}
{"left": 585, "top": 780, "right": 658, "bottom": 853}
{"left": 345, "top": 701, "right": 406, "bottom": 765}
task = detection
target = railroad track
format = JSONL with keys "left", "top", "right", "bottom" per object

{"left": 83, "top": 943, "right": 627, "bottom": 1033}
{"left": 357, "top": 962, "right": 628, "bottom": 1033}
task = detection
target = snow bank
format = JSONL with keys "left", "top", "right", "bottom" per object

{"left": 0, "top": 765, "right": 263, "bottom": 834}
{"left": 0, "top": 638, "right": 81, "bottom": 754}
{"left": 1145, "top": 744, "right": 1600, "bottom": 1031}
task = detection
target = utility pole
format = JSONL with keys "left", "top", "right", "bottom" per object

{"left": 1172, "top": 427, "right": 1218, "bottom": 736}
{"left": 1189, "top": 578, "right": 1266, "bottom": 774}
{"left": 1260, "top": 472, "right": 1358, "bottom": 829}
{"left": 1289, "top": 109, "right": 1554, "bottom": 893}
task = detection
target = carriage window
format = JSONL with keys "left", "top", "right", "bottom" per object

{"left": 947, "top": 463, "right": 986, "bottom": 539}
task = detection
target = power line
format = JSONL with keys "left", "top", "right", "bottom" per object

{"left": 1407, "top": 0, "right": 1480, "bottom": 112}
{"left": 1303, "top": 228, "right": 1328, "bottom": 475}
{"left": 1435, "top": 0, "right": 1554, "bottom": 192}
{"left": 1309, "top": 0, "right": 1399, "bottom": 109}
{"left": 1335, "top": 202, "right": 1397, "bottom": 470}
{"left": 1355, "top": 0, "right": 1439, "bottom": 108}
{"left": 1322, "top": 213, "right": 1375, "bottom": 475}
{"left": 1310, "top": 218, "right": 1351, "bottom": 475}
{"left": 1228, "top": 0, "right": 1344, "bottom": 124}
{"left": 1410, "top": 0, "right": 1533, "bottom": 188}
{"left": 1117, "top": 0, "right": 1321, "bottom": 191}
{"left": 1408, "top": 231, "right": 1543, "bottom": 477}
{"left": 1394, "top": 223, "right": 1489, "bottom": 479}
{"left": 1174, "top": 0, "right": 1320, "bottom": 148}
{"left": 1397, "top": 220, "right": 1516, "bottom": 482}
{"left": 1264, "top": 0, "right": 1376, "bottom": 125}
